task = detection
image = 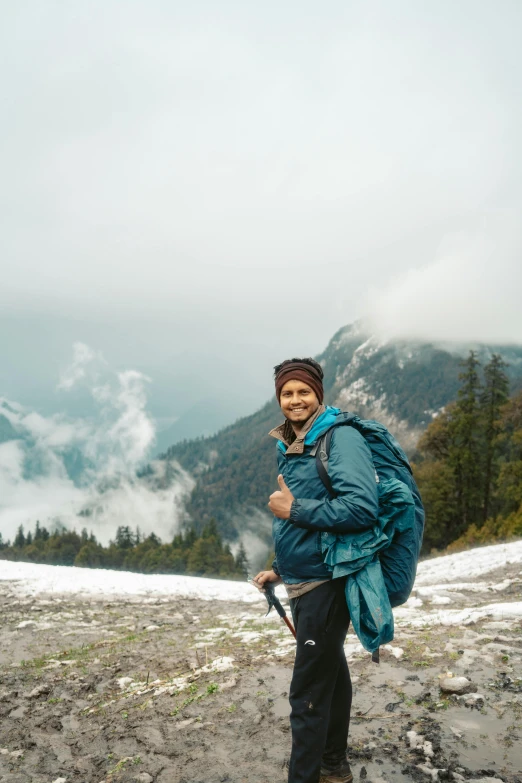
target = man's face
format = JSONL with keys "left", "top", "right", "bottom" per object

{"left": 279, "top": 379, "right": 320, "bottom": 424}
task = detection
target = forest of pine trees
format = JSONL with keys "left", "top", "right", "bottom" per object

{"left": 413, "top": 352, "right": 522, "bottom": 552}
{"left": 0, "top": 520, "right": 249, "bottom": 579}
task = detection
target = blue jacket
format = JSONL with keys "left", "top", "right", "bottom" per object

{"left": 272, "top": 407, "right": 379, "bottom": 584}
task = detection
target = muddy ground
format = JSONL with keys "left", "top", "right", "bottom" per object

{"left": 1, "top": 565, "right": 521, "bottom": 783}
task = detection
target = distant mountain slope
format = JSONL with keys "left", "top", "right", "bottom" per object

{"left": 162, "top": 322, "right": 522, "bottom": 544}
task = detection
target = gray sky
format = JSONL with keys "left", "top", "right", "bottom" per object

{"left": 2, "top": 0, "right": 522, "bottom": 425}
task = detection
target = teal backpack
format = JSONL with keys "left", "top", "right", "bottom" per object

{"left": 314, "top": 413, "right": 425, "bottom": 656}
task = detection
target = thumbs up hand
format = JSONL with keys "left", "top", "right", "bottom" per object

{"left": 268, "top": 474, "right": 295, "bottom": 519}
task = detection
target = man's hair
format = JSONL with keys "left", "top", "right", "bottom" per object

{"left": 273, "top": 357, "right": 324, "bottom": 380}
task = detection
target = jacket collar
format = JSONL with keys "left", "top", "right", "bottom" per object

{"left": 269, "top": 405, "right": 340, "bottom": 455}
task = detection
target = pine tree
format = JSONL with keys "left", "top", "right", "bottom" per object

{"left": 14, "top": 525, "right": 26, "bottom": 548}
{"left": 450, "top": 351, "right": 483, "bottom": 534}
{"left": 182, "top": 528, "right": 197, "bottom": 550}
{"left": 480, "top": 354, "right": 509, "bottom": 522}
{"left": 202, "top": 519, "right": 219, "bottom": 539}
{"left": 115, "top": 526, "right": 135, "bottom": 549}
{"left": 495, "top": 391, "right": 522, "bottom": 516}
{"left": 146, "top": 532, "right": 161, "bottom": 547}
{"left": 235, "top": 542, "right": 249, "bottom": 578}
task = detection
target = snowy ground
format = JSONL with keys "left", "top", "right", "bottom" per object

{"left": 1, "top": 541, "right": 521, "bottom": 783}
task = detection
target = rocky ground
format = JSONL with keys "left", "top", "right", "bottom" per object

{"left": 0, "top": 562, "right": 521, "bottom": 783}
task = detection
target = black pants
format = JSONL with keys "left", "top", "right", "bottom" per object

{"left": 288, "top": 579, "right": 352, "bottom": 783}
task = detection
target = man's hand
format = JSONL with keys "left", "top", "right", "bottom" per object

{"left": 268, "top": 474, "right": 295, "bottom": 520}
{"left": 252, "top": 569, "right": 282, "bottom": 592}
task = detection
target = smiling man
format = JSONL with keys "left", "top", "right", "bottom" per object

{"left": 254, "top": 358, "right": 379, "bottom": 783}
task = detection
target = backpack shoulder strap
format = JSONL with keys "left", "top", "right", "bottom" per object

{"left": 315, "top": 427, "right": 337, "bottom": 498}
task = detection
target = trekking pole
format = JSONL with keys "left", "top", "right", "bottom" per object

{"left": 249, "top": 577, "right": 296, "bottom": 639}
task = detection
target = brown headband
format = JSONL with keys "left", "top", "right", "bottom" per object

{"left": 275, "top": 363, "right": 324, "bottom": 404}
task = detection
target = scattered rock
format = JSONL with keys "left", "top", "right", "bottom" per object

{"left": 220, "top": 676, "right": 237, "bottom": 690}
{"left": 450, "top": 726, "right": 463, "bottom": 739}
{"left": 116, "top": 676, "right": 134, "bottom": 689}
{"left": 456, "top": 692, "right": 485, "bottom": 709}
{"left": 406, "top": 731, "right": 434, "bottom": 758}
{"left": 134, "top": 774, "right": 153, "bottom": 783}
{"left": 439, "top": 676, "right": 473, "bottom": 695}
{"left": 175, "top": 718, "right": 195, "bottom": 729}
{"left": 473, "top": 779, "right": 505, "bottom": 783}
{"left": 417, "top": 764, "right": 442, "bottom": 781}
{"left": 52, "top": 778, "right": 67, "bottom": 783}
{"left": 25, "top": 683, "right": 51, "bottom": 699}
{"left": 383, "top": 644, "right": 404, "bottom": 659}
{"left": 8, "top": 706, "right": 27, "bottom": 720}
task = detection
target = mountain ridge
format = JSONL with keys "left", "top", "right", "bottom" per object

{"left": 162, "top": 322, "right": 522, "bottom": 549}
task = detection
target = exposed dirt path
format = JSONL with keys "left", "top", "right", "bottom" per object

{"left": 1, "top": 566, "right": 521, "bottom": 783}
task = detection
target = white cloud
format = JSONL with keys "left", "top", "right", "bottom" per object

{"left": 0, "top": 346, "right": 191, "bottom": 544}
{"left": 96, "top": 370, "right": 155, "bottom": 473}
{"left": 58, "top": 342, "right": 103, "bottom": 391}
{"left": 366, "top": 211, "right": 522, "bottom": 344}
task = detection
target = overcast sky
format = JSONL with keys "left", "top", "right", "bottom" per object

{"left": 2, "top": 0, "right": 522, "bottom": 427}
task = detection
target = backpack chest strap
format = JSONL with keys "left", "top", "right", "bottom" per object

{"left": 314, "top": 429, "right": 337, "bottom": 499}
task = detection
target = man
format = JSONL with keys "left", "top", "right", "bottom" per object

{"left": 254, "top": 358, "right": 379, "bottom": 783}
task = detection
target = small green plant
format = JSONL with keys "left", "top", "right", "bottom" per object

{"left": 47, "top": 697, "right": 62, "bottom": 705}
{"left": 132, "top": 756, "right": 141, "bottom": 765}
{"left": 227, "top": 703, "right": 237, "bottom": 713}
{"left": 108, "top": 757, "right": 130, "bottom": 775}
{"left": 207, "top": 683, "right": 219, "bottom": 694}
{"left": 121, "top": 711, "right": 128, "bottom": 719}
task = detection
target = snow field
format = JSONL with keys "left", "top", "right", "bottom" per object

{"left": 1, "top": 539, "right": 521, "bottom": 654}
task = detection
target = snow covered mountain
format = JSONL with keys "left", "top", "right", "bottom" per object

{"left": 319, "top": 321, "right": 522, "bottom": 451}
{"left": 164, "top": 322, "right": 522, "bottom": 547}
